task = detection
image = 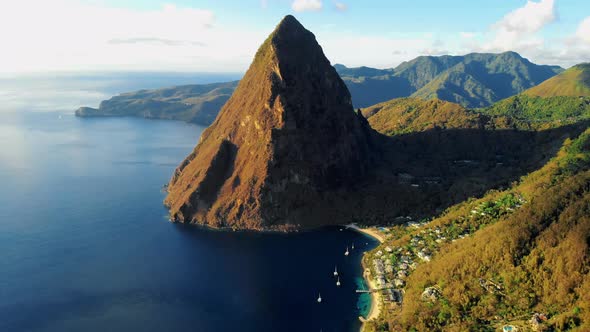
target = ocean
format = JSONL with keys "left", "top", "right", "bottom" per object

{"left": 0, "top": 73, "right": 378, "bottom": 332}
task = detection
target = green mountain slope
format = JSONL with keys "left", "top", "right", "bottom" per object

{"left": 411, "top": 52, "right": 563, "bottom": 107}
{"left": 523, "top": 63, "right": 590, "bottom": 97}
{"left": 481, "top": 94, "right": 590, "bottom": 124}
{"left": 363, "top": 63, "right": 590, "bottom": 137}
{"left": 360, "top": 75, "right": 590, "bottom": 332}
{"left": 393, "top": 55, "right": 464, "bottom": 89}
{"left": 363, "top": 127, "right": 590, "bottom": 332}
{"left": 335, "top": 65, "right": 413, "bottom": 108}
{"left": 336, "top": 52, "right": 562, "bottom": 108}
{"left": 75, "top": 81, "right": 238, "bottom": 126}
{"left": 361, "top": 98, "right": 484, "bottom": 135}
{"left": 361, "top": 93, "right": 588, "bottom": 137}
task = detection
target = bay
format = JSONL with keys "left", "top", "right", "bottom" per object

{"left": 0, "top": 75, "right": 377, "bottom": 332}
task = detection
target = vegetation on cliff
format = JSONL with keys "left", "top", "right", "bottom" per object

{"left": 361, "top": 91, "right": 590, "bottom": 331}
{"left": 359, "top": 61, "right": 590, "bottom": 331}
{"left": 363, "top": 128, "right": 590, "bottom": 331}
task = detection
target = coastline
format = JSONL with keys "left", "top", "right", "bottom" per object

{"left": 363, "top": 268, "right": 382, "bottom": 321}
{"left": 347, "top": 224, "right": 384, "bottom": 331}
{"left": 174, "top": 221, "right": 386, "bottom": 330}
{"left": 347, "top": 224, "right": 386, "bottom": 244}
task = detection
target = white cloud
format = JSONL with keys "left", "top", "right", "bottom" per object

{"left": 1, "top": 0, "right": 586, "bottom": 74}
{"left": 576, "top": 16, "right": 590, "bottom": 43}
{"left": 292, "top": 0, "right": 323, "bottom": 12}
{"left": 543, "top": 16, "right": 590, "bottom": 67}
{"left": 421, "top": 39, "right": 449, "bottom": 56}
{"left": 0, "top": 0, "right": 267, "bottom": 73}
{"left": 495, "top": 0, "right": 556, "bottom": 34}
{"left": 319, "top": 34, "right": 437, "bottom": 68}
{"left": 334, "top": 2, "right": 348, "bottom": 12}
{"left": 456, "top": 1, "right": 588, "bottom": 67}
{"left": 485, "top": 0, "right": 556, "bottom": 52}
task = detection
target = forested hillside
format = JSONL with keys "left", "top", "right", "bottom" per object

{"left": 363, "top": 123, "right": 590, "bottom": 332}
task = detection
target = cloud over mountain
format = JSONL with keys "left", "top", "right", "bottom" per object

{"left": 292, "top": 0, "right": 323, "bottom": 12}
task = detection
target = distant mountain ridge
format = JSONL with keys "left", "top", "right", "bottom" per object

{"left": 75, "top": 81, "right": 238, "bottom": 126}
{"left": 336, "top": 51, "right": 563, "bottom": 108}
{"left": 76, "top": 52, "right": 563, "bottom": 125}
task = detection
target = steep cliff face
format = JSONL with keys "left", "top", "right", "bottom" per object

{"left": 164, "top": 15, "right": 376, "bottom": 230}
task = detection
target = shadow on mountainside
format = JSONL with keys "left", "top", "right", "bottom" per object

{"left": 296, "top": 121, "right": 590, "bottom": 227}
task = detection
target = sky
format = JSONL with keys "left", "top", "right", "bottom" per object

{"left": 0, "top": 0, "right": 588, "bottom": 73}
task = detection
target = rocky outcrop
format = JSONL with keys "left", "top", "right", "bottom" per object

{"left": 164, "top": 15, "right": 377, "bottom": 230}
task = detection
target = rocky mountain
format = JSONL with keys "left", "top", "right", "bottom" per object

{"left": 523, "top": 63, "right": 590, "bottom": 97}
{"left": 75, "top": 81, "right": 238, "bottom": 126}
{"left": 164, "top": 15, "right": 377, "bottom": 230}
{"left": 336, "top": 52, "right": 563, "bottom": 108}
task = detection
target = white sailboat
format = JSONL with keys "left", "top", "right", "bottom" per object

{"left": 317, "top": 293, "right": 322, "bottom": 303}
{"left": 336, "top": 277, "right": 341, "bottom": 287}
{"left": 344, "top": 246, "right": 349, "bottom": 256}
{"left": 334, "top": 266, "right": 338, "bottom": 276}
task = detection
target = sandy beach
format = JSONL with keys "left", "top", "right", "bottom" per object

{"left": 347, "top": 224, "right": 386, "bottom": 244}
{"left": 347, "top": 224, "right": 385, "bottom": 330}
{"left": 364, "top": 269, "right": 382, "bottom": 320}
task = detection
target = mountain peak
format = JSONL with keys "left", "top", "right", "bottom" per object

{"left": 500, "top": 50, "right": 521, "bottom": 57}
{"left": 258, "top": 15, "right": 324, "bottom": 66}
{"left": 164, "top": 16, "right": 375, "bottom": 230}
{"left": 275, "top": 14, "right": 303, "bottom": 33}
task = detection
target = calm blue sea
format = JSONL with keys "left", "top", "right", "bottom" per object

{"left": 0, "top": 73, "right": 377, "bottom": 332}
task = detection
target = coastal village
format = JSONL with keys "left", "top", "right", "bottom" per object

{"left": 357, "top": 192, "right": 531, "bottom": 331}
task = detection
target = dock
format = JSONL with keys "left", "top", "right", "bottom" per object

{"left": 355, "top": 287, "right": 393, "bottom": 293}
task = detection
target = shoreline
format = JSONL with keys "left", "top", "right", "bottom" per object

{"left": 347, "top": 224, "right": 384, "bottom": 331}
{"left": 346, "top": 224, "right": 386, "bottom": 244}
{"left": 173, "top": 221, "right": 386, "bottom": 330}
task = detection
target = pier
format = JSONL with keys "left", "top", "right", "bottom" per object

{"left": 355, "top": 287, "right": 393, "bottom": 293}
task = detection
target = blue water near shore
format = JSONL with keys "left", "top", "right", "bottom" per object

{"left": 0, "top": 75, "right": 378, "bottom": 332}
